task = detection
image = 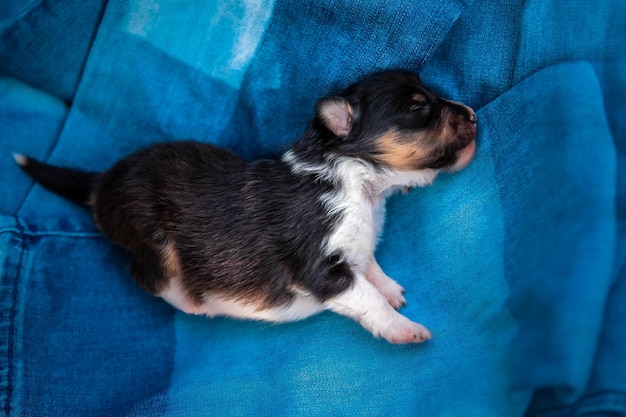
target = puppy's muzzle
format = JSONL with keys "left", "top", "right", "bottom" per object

{"left": 449, "top": 103, "right": 477, "bottom": 171}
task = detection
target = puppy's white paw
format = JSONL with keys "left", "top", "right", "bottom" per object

{"left": 326, "top": 274, "right": 430, "bottom": 345}
{"left": 378, "top": 278, "right": 406, "bottom": 310}
{"left": 384, "top": 318, "right": 432, "bottom": 344}
{"left": 365, "top": 260, "right": 406, "bottom": 309}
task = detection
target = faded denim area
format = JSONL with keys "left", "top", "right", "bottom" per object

{"left": 1, "top": 1, "right": 625, "bottom": 416}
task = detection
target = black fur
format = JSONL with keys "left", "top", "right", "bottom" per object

{"left": 16, "top": 156, "right": 97, "bottom": 205}
{"left": 90, "top": 140, "right": 350, "bottom": 304}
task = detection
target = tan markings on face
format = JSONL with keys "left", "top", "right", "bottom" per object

{"left": 411, "top": 93, "right": 427, "bottom": 102}
{"left": 436, "top": 114, "right": 456, "bottom": 143}
{"left": 375, "top": 103, "right": 475, "bottom": 171}
{"left": 376, "top": 130, "right": 434, "bottom": 170}
{"left": 161, "top": 241, "right": 181, "bottom": 277}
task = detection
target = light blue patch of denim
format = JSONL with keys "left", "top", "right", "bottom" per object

{"left": 122, "top": 0, "right": 275, "bottom": 89}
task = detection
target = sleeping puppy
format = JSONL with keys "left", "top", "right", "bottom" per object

{"left": 15, "top": 71, "right": 477, "bottom": 344}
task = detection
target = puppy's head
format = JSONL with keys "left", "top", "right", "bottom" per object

{"left": 316, "top": 71, "right": 477, "bottom": 172}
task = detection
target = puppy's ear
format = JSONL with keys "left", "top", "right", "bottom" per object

{"left": 317, "top": 97, "right": 354, "bottom": 138}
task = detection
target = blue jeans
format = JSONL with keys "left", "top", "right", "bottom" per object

{"left": 1, "top": 1, "right": 625, "bottom": 416}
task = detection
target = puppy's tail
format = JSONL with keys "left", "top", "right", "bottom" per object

{"left": 13, "top": 154, "right": 98, "bottom": 206}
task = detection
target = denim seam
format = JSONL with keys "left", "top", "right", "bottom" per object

{"left": 0, "top": 216, "right": 102, "bottom": 238}
{"left": 0, "top": 227, "right": 101, "bottom": 238}
{"left": 1, "top": 223, "right": 25, "bottom": 417}
{"left": 0, "top": 220, "right": 103, "bottom": 416}
{"left": 416, "top": 0, "right": 449, "bottom": 70}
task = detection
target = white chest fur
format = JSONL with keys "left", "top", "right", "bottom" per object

{"left": 320, "top": 158, "right": 439, "bottom": 270}
{"left": 321, "top": 158, "right": 384, "bottom": 272}
{"left": 283, "top": 152, "right": 439, "bottom": 274}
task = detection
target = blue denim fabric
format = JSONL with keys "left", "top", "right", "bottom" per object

{"left": 0, "top": 0, "right": 107, "bottom": 102}
{"left": 1, "top": 0, "right": 624, "bottom": 416}
{"left": 0, "top": 78, "right": 67, "bottom": 214}
{"left": 425, "top": 2, "right": 626, "bottom": 414}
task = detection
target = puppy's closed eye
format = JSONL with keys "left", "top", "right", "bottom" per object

{"left": 410, "top": 103, "right": 429, "bottom": 111}
{"left": 409, "top": 94, "right": 431, "bottom": 112}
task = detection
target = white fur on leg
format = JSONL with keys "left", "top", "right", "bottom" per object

{"left": 365, "top": 259, "right": 406, "bottom": 309}
{"left": 324, "top": 274, "right": 431, "bottom": 344}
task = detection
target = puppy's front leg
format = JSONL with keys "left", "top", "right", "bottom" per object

{"left": 365, "top": 259, "right": 406, "bottom": 309}
{"left": 325, "top": 275, "right": 431, "bottom": 344}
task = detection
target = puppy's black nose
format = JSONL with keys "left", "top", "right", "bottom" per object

{"left": 468, "top": 112, "right": 477, "bottom": 124}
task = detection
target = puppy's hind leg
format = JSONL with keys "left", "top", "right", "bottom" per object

{"left": 324, "top": 275, "right": 431, "bottom": 344}
{"left": 365, "top": 259, "right": 406, "bottom": 310}
{"left": 130, "top": 243, "right": 210, "bottom": 316}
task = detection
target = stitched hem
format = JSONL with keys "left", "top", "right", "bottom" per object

{"left": 0, "top": 217, "right": 25, "bottom": 417}
{"left": 0, "top": 215, "right": 103, "bottom": 416}
{"left": 0, "top": 215, "right": 100, "bottom": 237}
